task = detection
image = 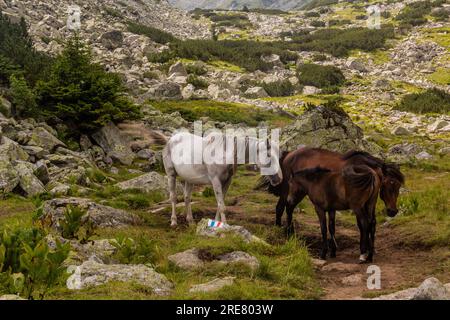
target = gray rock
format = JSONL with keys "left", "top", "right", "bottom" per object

{"left": 302, "top": 86, "right": 321, "bottom": 95}
{"left": 40, "top": 197, "right": 142, "bottom": 231}
{"left": 0, "top": 158, "right": 19, "bottom": 193}
{"left": 14, "top": 161, "right": 46, "bottom": 196}
{"left": 413, "top": 277, "right": 449, "bottom": 300}
{"left": 342, "top": 274, "right": 363, "bottom": 286}
{"left": 415, "top": 151, "right": 432, "bottom": 160}
{"left": 244, "top": 87, "right": 269, "bottom": 99}
{"left": 79, "top": 135, "right": 93, "bottom": 151}
{"left": 152, "top": 82, "right": 182, "bottom": 100}
{"left": 196, "top": 218, "right": 267, "bottom": 244}
{"left": 168, "top": 248, "right": 205, "bottom": 270}
{"left": 136, "top": 148, "right": 155, "bottom": 160}
{"left": 217, "top": 251, "right": 260, "bottom": 270}
{"left": 91, "top": 121, "right": 135, "bottom": 165}
{"left": 22, "top": 145, "right": 48, "bottom": 159}
{"left": 0, "top": 136, "right": 29, "bottom": 162}
{"left": 0, "top": 294, "right": 25, "bottom": 300}
{"left": 27, "top": 127, "right": 66, "bottom": 152}
{"left": 427, "top": 120, "right": 450, "bottom": 133}
{"left": 34, "top": 160, "right": 50, "bottom": 185}
{"left": 48, "top": 183, "right": 71, "bottom": 196}
{"left": 281, "top": 106, "right": 381, "bottom": 155}
{"left": 168, "top": 61, "right": 188, "bottom": 77}
{"left": 115, "top": 172, "right": 168, "bottom": 194}
{"left": 392, "top": 126, "right": 411, "bottom": 136}
{"left": 189, "top": 277, "right": 235, "bottom": 293}
{"left": 66, "top": 260, "right": 173, "bottom": 295}
{"left": 346, "top": 58, "right": 367, "bottom": 72}
{"left": 100, "top": 30, "right": 123, "bottom": 50}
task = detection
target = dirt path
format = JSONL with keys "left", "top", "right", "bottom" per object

{"left": 297, "top": 214, "right": 450, "bottom": 299}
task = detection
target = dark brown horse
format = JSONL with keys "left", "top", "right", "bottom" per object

{"left": 257, "top": 147, "right": 405, "bottom": 234}
{"left": 289, "top": 165, "right": 381, "bottom": 262}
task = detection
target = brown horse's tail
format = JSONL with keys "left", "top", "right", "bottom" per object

{"left": 254, "top": 150, "right": 289, "bottom": 196}
{"left": 342, "top": 165, "right": 378, "bottom": 197}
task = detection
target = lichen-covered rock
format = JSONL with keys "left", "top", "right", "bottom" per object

{"left": 100, "top": 30, "right": 123, "bottom": 50}
{"left": 189, "top": 277, "right": 235, "bottom": 293}
{"left": 281, "top": 106, "right": 382, "bottom": 155}
{"left": 168, "top": 248, "right": 205, "bottom": 270}
{"left": 14, "top": 161, "right": 46, "bottom": 196}
{"left": 0, "top": 136, "right": 29, "bottom": 161}
{"left": 27, "top": 127, "right": 66, "bottom": 152}
{"left": 413, "top": 277, "right": 449, "bottom": 300}
{"left": 40, "top": 197, "right": 142, "bottom": 231}
{"left": 0, "top": 158, "right": 19, "bottom": 193}
{"left": 196, "top": 218, "right": 267, "bottom": 244}
{"left": 66, "top": 260, "right": 173, "bottom": 295}
{"left": 115, "top": 172, "right": 168, "bottom": 195}
{"left": 244, "top": 87, "right": 269, "bottom": 99}
{"left": 91, "top": 121, "right": 135, "bottom": 166}
{"left": 216, "top": 251, "right": 260, "bottom": 270}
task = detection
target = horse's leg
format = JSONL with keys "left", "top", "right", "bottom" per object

{"left": 286, "top": 191, "right": 306, "bottom": 235}
{"left": 163, "top": 147, "right": 178, "bottom": 227}
{"left": 168, "top": 174, "right": 178, "bottom": 227}
{"left": 356, "top": 210, "right": 370, "bottom": 263}
{"left": 184, "top": 181, "right": 194, "bottom": 225}
{"left": 367, "top": 216, "right": 376, "bottom": 262}
{"left": 275, "top": 196, "right": 286, "bottom": 227}
{"left": 328, "top": 210, "right": 337, "bottom": 258}
{"left": 315, "top": 207, "right": 328, "bottom": 260}
{"left": 211, "top": 177, "right": 226, "bottom": 223}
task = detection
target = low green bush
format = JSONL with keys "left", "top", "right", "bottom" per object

{"left": 261, "top": 80, "right": 297, "bottom": 97}
{"left": 187, "top": 74, "right": 208, "bottom": 89}
{"left": 395, "top": 88, "right": 450, "bottom": 114}
{"left": 127, "top": 22, "right": 176, "bottom": 44}
{"left": 297, "top": 63, "right": 345, "bottom": 90}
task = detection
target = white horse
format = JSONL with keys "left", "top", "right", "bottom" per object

{"left": 163, "top": 131, "right": 282, "bottom": 226}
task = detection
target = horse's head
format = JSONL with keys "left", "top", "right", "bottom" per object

{"left": 257, "top": 138, "right": 283, "bottom": 186}
{"left": 380, "top": 164, "right": 405, "bottom": 217}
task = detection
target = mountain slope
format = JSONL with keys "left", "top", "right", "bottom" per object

{"left": 168, "top": 0, "right": 310, "bottom": 11}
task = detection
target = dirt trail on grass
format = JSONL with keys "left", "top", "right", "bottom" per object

{"left": 296, "top": 214, "right": 450, "bottom": 300}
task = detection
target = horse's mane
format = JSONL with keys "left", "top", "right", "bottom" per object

{"left": 342, "top": 150, "right": 405, "bottom": 185}
{"left": 294, "top": 167, "right": 331, "bottom": 181}
{"left": 254, "top": 150, "right": 289, "bottom": 195}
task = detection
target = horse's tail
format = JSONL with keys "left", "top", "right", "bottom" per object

{"left": 254, "top": 150, "right": 290, "bottom": 196}
{"left": 342, "top": 165, "right": 377, "bottom": 195}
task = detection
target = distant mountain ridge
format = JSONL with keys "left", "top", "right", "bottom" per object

{"left": 167, "top": 0, "right": 310, "bottom": 11}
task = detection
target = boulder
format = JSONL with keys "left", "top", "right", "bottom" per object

{"left": 168, "top": 248, "right": 205, "bottom": 270}
{"left": 196, "top": 218, "right": 267, "bottom": 244}
{"left": 14, "top": 161, "right": 46, "bottom": 196}
{"left": 100, "top": 30, "right": 124, "bottom": 50}
{"left": 115, "top": 172, "right": 168, "bottom": 194}
{"left": 91, "top": 121, "right": 135, "bottom": 165}
{"left": 189, "top": 277, "right": 235, "bottom": 293}
{"left": 302, "top": 86, "right": 321, "bottom": 95}
{"left": 40, "top": 197, "right": 142, "bottom": 231}
{"left": 34, "top": 160, "right": 50, "bottom": 185}
{"left": 261, "top": 54, "right": 283, "bottom": 67}
{"left": 168, "top": 61, "right": 188, "bottom": 77}
{"left": 151, "top": 82, "right": 182, "bottom": 100}
{"left": 392, "top": 126, "right": 411, "bottom": 136}
{"left": 244, "top": 87, "right": 269, "bottom": 99}
{"left": 27, "top": 127, "right": 66, "bottom": 152}
{"left": 427, "top": 120, "right": 450, "bottom": 133}
{"left": 415, "top": 151, "right": 432, "bottom": 160}
{"left": 345, "top": 58, "right": 367, "bottom": 72}
{"left": 66, "top": 260, "right": 173, "bottom": 295}
{"left": 0, "top": 158, "right": 19, "bottom": 193}
{"left": 413, "top": 277, "right": 449, "bottom": 300}
{"left": 0, "top": 96, "right": 12, "bottom": 117}
{"left": 216, "top": 251, "right": 260, "bottom": 270}
{"left": 281, "top": 105, "right": 382, "bottom": 155}
{"left": 0, "top": 137, "right": 29, "bottom": 162}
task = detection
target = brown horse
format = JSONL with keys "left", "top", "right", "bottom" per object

{"left": 257, "top": 147, "right": 405, "bottom": 233}
{"left": 289, "top": 165, "right": 381, "bottom": 262}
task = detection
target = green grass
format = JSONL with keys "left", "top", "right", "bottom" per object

{"left": 149, "top": 99, "right": 292, "bottom": 127}
{"left": 428, "top": 67, "right": 450, "bottom": 85}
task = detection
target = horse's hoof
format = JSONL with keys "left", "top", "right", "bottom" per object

{"left": 358, "top": 254, "right": 368, "bottom": 264}
{"left": 170, "top": 222, "right": 178, "bottom": 228}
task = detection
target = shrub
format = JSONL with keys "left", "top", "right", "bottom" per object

{"left": 186, "top": 63, "right": 207, "bottom": 76}
{"left": 9, "top": 74, "right": 37, "bottom": 118}
{"left": 304, "top": 12, "right": 320, "bottom": 18}
{"left": 187, "top": 74, "right": 208, "bottom": 89}
{"left": 302, "top": 0, "right": 338, "bottom": 10}
{"left": 395, "top": 1, "right": 444, "bottom": 26}
{"left": 310, "top": 21, "right": 326, "bottom": 27}
{"left": 110, "top": 236, "right": 158, "bottom": 264}
{"left": 261, "top": 80, "right": 296, "bottom": 97}
{"left": 0, "top": 12, "right": 52, "bottom": 85}
{"left": 60, "top": 205, "right": 96, "bottom": 244}
{"left": 297, "top": 63, "right": 345, "bottom": 89}
{"left": 35, "top": 35, "right": 140, "bottom": 134}
{"left": 127, "top": 22, "right": 176, "bottom": 44}
{"left": 395, "top": 89, "right": 450, "bottom": 114}
{"left": 0, "top": 225, "right": 69, "bottom": 300}
{"left": 431, "top": 8, "right": 449, "bottom": 21}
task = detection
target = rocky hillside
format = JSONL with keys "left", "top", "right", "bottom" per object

{"left": 0, "top": 0, "right": 449, "bottom": 300}
{"left": 168, "top": 0, "right": 309, "bottom": 11}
